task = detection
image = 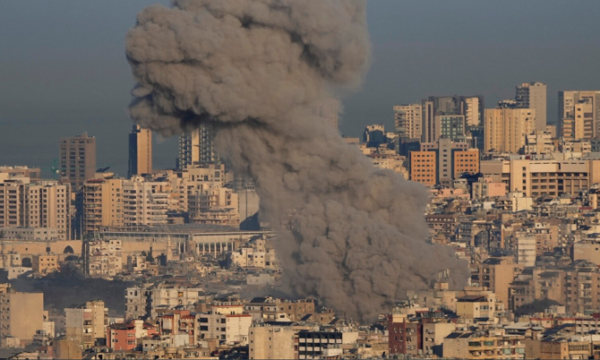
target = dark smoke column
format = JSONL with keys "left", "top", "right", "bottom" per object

{"left": 126, "top": 0, "right": 469, "bottom": 322}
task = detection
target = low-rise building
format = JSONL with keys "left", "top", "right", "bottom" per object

{"left": 249, "top": 324, "right": 296, "bottom": 360}
{"left": 85, "top": 239, "right": 122, "bottom": 279}
{"left": 443, "top": 331, "right": 526, "bottom": 359}
{"left": 196, "top": 312, "right": 252, "bottom": 344}
{"left": 32, "top": 254, "right": 59, "bottom": 275}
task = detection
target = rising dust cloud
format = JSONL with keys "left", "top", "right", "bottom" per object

{"left": 126, "top": 0, "right": 468, "bottom": 322}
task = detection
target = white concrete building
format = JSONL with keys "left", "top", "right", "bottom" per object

{"left": 196, "top": 312, "right": 252, "bottom": 344}
{"left": 394, "top": 103, "right": 422, "bottom": 140}
{"left": 122, "top": 177, "right": 168, "bottom": 226}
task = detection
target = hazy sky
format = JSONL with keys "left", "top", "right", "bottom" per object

{"left": 1, "top": 1, "right": 600, "bottom": 177}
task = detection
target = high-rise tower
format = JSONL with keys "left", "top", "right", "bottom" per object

{"left": 128, "top": 125, "right": 153, "bottom": 177}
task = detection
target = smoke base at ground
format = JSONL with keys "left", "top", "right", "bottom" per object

{"left": 126, "top": 0, "right": 469, "bottom": 322}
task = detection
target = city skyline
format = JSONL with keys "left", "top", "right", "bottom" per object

{"left": 2, "top": 0, "right": 600, "bottom": 177}
{"left": 3, "top": 1, "right": 600, "bottom": 358}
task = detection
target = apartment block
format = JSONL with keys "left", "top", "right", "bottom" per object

{"left": 82, "top": 178, "right": 123, "bottom": 234}
{"left": 480, "top": 159, "right": 600, "bottom": 198}
{"left": 297, "top": 330, "right": 356, "bottom": 360}
{"left": 59, "top": 133, "right": 96, "bottom": 190}
{"left": 443, "top": 331, "right": 526, "bottom": 359}
{"left": 122, "top": 177, "right": 168, "bottom": 227}
{"left": 245, "top": 297, "right": 316, "bottom": 322}
{"left": 32, "top": 254, "right": 59, "bottom": 275}
{"left": 188, "top": 185, "right": 240, "bottom": 227}
{"left": 65, "top": 300, "right": 108, "bottom": 350}
{"left": 394, "top": 103, "right": 422, "bottom": 140}
{"left": 177, "top": 123, "right": 220, "bottom": 170}
{"left": 516, "top": 82, "right": 547, "bottom": 132}
{"left": 454, "top": 149, "right": 480, "bottom": 179}
{"left": 128, "top": 125, "right": 153, "bottom": 178}
{"left": 196, "top": 312, "right": 252, "bottom": 344}
{"left": 421, "top": 95, "right": 484, "bottom": 143}
{"left": 470, "top": 256, "right": 522, "bottom": 307}
{"left": 0, "top": 292, "right": 44, "bottom": 346}
{"left": 0, "top": 178, "right": 71, "bottom": 239}
{"left": 484, "top": 106, "right": 535, "bottom": 154}
{"left": 410, "top": 151, "right": 437, "bottom": 186}
{"left": 559, "top": 90, "right": 600, "bottom": 140}
{"left": 249, "top": 325, "right": 296, "bottom": 360}
{"left": 85, "top": 239, "right": 123, "bottom": 279}
{"left": 125, "top": 283, "right": 204, "bottom": 320}
{"left": 437, "top": 115, "right": 466, "bottom": 142}
{"left": 410, "top": 139, "right": 479, "bottom": 186}
{"left": 0, "top": 180, "right": 24, "bottom": 228}
{"left": 0, "top": 166, "right": 41, "bottom": 182}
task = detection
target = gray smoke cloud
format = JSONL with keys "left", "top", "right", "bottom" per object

{"left": 126, "top": 0, "right": 469, "bottom": 322}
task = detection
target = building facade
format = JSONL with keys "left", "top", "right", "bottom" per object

{"left": 0, "top": 292, "right": 44, "bottom": 346}
{"left": 59, "top": 133, "right": 96, "bottom": 190}
{"left": 484, "top": 107, "right": 535, "bottom": 154}
{"left": 177, "top": 123, "right": 220, "bottom": 170}
{"left": 394, "top": 103, "right": 422, "bottom": 140}
{"left": 122, "top": 177, "right": 168, "bottom": 227}
{"left": 480, "top": 159, "right": 600, "bottom": 198}
{"left": 83, "top": 178, "right": 123, "bottom": 234}
{"left": 0, "top": 179, "right": 71, "bottom": 239}
{"left": 128, "top": 125, "right": 153, "bottom": 178}
{"left": 516, "top": 82, "right": 547, "bottom": 132}
{"left": 559, "top": 90, "right": 600, "bottom": 140}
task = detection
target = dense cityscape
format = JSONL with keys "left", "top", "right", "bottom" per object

{"left": 2, "top": 0, "right": 600, "bottom": 359}
{"left": 3, "top": 82, "right": 600, "bottom": 359}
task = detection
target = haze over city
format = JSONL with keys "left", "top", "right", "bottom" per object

{"left": 2, "top": 0, "right": 599, "bottom": 176}
{"left": 2, "top": 1, "right": 600, "bottom": 359}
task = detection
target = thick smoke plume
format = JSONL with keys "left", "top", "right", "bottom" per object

{"left": 126, "top": 0, "right": 468, "bottom": 321}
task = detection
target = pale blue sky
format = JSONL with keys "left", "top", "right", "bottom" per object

{"left": 1, "top": 1, "right": 599, "bottom": 176}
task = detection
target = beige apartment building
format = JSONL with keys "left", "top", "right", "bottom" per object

{"left": 443, "top": 332, "right": 526, "bottom": 359}
{"left": 83, "top": 178, "right": 123, "bottom": 234}
{"left": 484, "top": 107, "right": 535, "bottom": 153}
{"left": 122, "top": 177, "right": 168, "bottom": 227}
{"left": 163, "top": 164, "right": 226, "bottom": 212}
{"left": 65, "top": 300, "right": 107, "bottom": 350}
{"left": 0, "top": 292, "right": 44, "bottom": 346}
{"left": 0, "top": 178, "right": 71, "bottom": 239}
{"left": 128, "top": 125, "right": 152, "bottom": 178}
{"left": 249, "top": 325, "right": 296, "bottom": 360}
{"left": 559, "top": 90, "right": 600, "bottom": 140}
{"left": 471, "top": 256, "right": 522, "bottom": 307}
{"left": 85, "top": 239, "right": 122, "bottom": 279}
{"left": 394, "top": 103, "right": 422, "bottom": 140}
{"left": 125, "top": 283, "right": 205, "bottom": 320}
{"left": 0, "top": 166, "right": 41, "bottom": 182}
{"left": 480, "top": 159, "right": 600, "bottom": 198}
{"left": 516, "top": 82, "right": 547, "bottom": 132}
{"left": 60, "top": 133, "right": 96, "bottom": 190}
{"left": 24, "top": 181, "right": 71, "bottom": 239}
{"left": 0, "top": 180, "right": 24, "bottom": 228}
{"left": 188, "top": 185, "right": 240, "bottom": 227}
{"left": 32, "top": 254, "right": 59, "bottom": 275}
